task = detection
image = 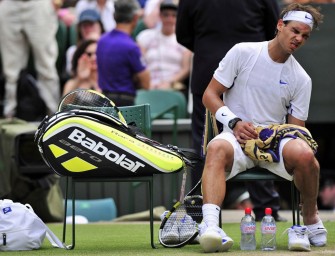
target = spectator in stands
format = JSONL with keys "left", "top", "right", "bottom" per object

{"left": 63, "top": 39, "right": 100, "bottom": 95}
{"left": 136, "top": 0, "right": 191, "bottom": 91}
{"left": 65, "top": 9, "right": 104, "bottom": 76}
{"left": 0, "top": 0, "right": 61, "bottom": 118}
{"left": 75, "top": 0, "right": 116, "bottom": 31}
{"left": 319, "top": 180, "right": 335, "bottom": 211}
{"left": 319, "top": 171, "right": 335, "bottom": 211}
{"left": 97, "top": 0, "right": 150, "bottom": 106}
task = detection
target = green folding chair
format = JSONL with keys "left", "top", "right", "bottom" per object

{"left": 62, "top": 104, "right": 157, "bottom": 249}
{"left": 135, "top": 89, "right": 187, "bottom": 145}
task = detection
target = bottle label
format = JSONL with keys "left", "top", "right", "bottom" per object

{"left": 241, "top": 223, "right": 256, "bottom": 234}
{"left": 261, "top": 223, "right": 276, "bottom": 234}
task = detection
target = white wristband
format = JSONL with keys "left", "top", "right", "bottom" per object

{"left": 215, "top": 106, "right": 237, "bottom": 127}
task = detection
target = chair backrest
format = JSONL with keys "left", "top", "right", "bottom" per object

{"left": 60, "top": 103, "right": 151, "bottom": 137}
{"left": 119, "top": 104, "right": 152, "bottom": 137}
{"left": 202, "top": 108, "right": 219, "bottom": 156}
{"left": 68, "top": 23, "right": 77, "bottom": 47}
{"left": 135, "top": 89, "right": 188, "bottom": 120}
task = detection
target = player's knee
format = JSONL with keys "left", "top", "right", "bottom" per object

{"left": 207, "top": 139, "right": 230, "bottom": 156}
{"left": 207, "top": 140, "right": 234, "bottom": 168}
{"left": 207, "top": 140, "right": 219, "bottom": 156}
{"left": 295, "top": 148, "right": 319, "bottom": 175}
{"left": 289, "top": 140, "right": 316, "bottom": 164}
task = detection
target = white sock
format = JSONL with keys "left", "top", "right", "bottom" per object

{"left": 306, "top": 218, "right": 323, "bottom": 230}
{"left": 202, "top": 203, "right": 220, "bottom": 227}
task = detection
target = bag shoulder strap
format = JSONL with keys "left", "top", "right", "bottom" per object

{"left": 45, "top": 226, "right": 66, "bottom": 249}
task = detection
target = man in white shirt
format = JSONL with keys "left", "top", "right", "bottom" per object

{"left": 199, "top": 3, "right": 327, "bottom": 253}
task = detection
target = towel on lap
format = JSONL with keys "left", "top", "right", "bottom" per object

{"left": 242, "top": 124, "right": 318, "bottom": 162}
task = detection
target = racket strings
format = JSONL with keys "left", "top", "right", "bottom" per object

{"left": 160, "top": 206, "right": 197, "bottom": 245}
{"left": 184, "top": 196, "right": 203, "bottom": 224}
{"left": 160, "top": 194, "right": 203, "bottom": 247}
{"left": 59, "top": 89, "right": 123, "bottom": 123}
{"left": 60, "top": 90, "right": 110, "bottom": 109}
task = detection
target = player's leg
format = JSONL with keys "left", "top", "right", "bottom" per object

{"left": 283, "top": 139, "right": 327, "bottom": 249}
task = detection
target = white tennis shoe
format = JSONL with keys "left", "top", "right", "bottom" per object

{"left": 160, "top": 212, "right": 179, "bottom": 244}
{"left": 160, "top": 212, "right": 197, "bottom": 244}
{"left": 287, "top": 225, "right": 311, "bottom": 251}
{"left": 179, "top": 214, "right": 197, "bottom": 241}
{"left": 199, "top": 223, "right": 234, "bottom": 253}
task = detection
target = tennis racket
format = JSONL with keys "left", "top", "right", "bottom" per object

{"left": 159, "top": 173, "right": 203, "bottom": 248}
{"left": 58, "top": 89, "right": 128, "bottom": 127}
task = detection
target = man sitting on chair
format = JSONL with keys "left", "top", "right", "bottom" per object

{"left": 199, "top": 3, "right": 327, "bottom": 253}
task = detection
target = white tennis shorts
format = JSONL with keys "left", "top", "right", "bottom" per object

{"left": 209, "top": 132, "right": 294, "bottom": 181}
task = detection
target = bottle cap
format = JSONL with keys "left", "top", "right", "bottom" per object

{"left": 245, "top": 207, "right": 252, "bottom": 214}
{"left": 265, "top": 208, "right": 272, "bottom": 215}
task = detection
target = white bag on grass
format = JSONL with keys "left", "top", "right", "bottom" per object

{"left": 0, "top": 199, "right": 65, "bottom": 251}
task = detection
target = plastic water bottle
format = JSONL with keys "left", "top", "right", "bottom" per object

{"left": 261, "top": 208, "right": 276, "bottom": 251}
{"left": 240, "top": 207, "right": 256, "bottom": 250}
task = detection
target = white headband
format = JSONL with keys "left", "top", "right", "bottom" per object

{"left": 283, "top": 11, "right": 314, "bottom": 29}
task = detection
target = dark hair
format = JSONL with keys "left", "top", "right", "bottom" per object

{"left": 114, "top": 0, "right": 140, "bottom": 23}
{"left": 280, "top": 3, "right": 324, "bottom": 30}
{"left": 71, "top": 39, "right": 97, "bottom": 76}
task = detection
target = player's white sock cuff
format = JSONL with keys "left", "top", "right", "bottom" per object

{"left": 306, "top": 218, "right": 323, "bottom": 230}
{"left": 202, "top": 203, "right": 220, "bottom": 227}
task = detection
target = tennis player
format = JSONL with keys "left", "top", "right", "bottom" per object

{"left": 199, "top": 3, "right": 327, "bottom": 253}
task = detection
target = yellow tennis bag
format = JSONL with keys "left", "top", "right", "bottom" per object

{"left": 35, "top": 90, "right": 199, "bottom": 178}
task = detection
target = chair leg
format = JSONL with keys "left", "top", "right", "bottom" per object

{"left": 62, "top": 177, "right": 69, "bottom": 243}
{"left": 291, "top": 181, "right": 301, "bottom": 226}
{"left": 62, "top": 177, "right": 75, "bottom": 249}
{"left": 219, "top": 209, "right": 222, "bottom": 228}
{"left": 149, "top": 178, "right": 157, "bottom": 249}
{"left": 291, "top": 181, "right": 296, "bottom": 226}
{"left": 296, "top": 187, "right": 300, "bottom": 225}
{"left": 71, "top": 180, "right": 76, "bottom": 249}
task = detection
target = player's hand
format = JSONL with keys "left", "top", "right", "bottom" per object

{"left": 233, "top": 121, "right": 257, "bottom": 144}
{"left": 77, "top": 55, "right": 91, "bottom": 80}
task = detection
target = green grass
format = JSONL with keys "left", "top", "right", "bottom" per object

{"left": 1, "top": 221, "right": 334, "bottom": 255}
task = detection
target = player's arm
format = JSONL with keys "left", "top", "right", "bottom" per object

{"left": 203, "top": 77, "right": 257, "bottom": 143}
{"left": 202, "top": 77, "right": 228, "bottom": 114}
{"left": 287, "top": 114, "right": 305, "bottom": 127}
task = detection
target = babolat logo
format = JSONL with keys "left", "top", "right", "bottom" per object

{"left": 68, "top": 129, "right": 145, "bottom": 173}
